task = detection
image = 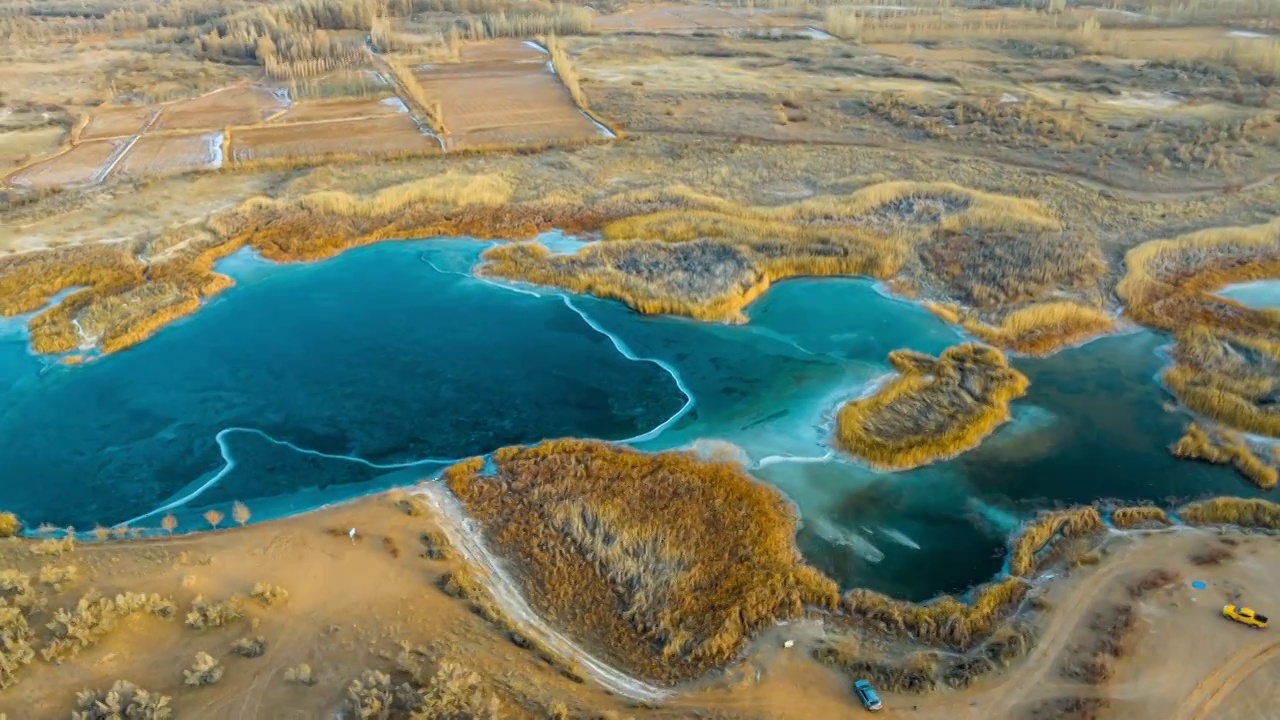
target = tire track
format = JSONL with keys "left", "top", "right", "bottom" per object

{"left": 1175, "top": 639, "right": 1280, "bottom": 720}
{"left": 410, "top": 482, "right": 672, "bottom": 704}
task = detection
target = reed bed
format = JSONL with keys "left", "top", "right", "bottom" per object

{"left": 442, "top": 440, "right": 838, "bottom": 684}
{"left": 833, "top": 344, "right": 1029, "bottom": 471}
{"left": 1118, "top": 219, "right": 1280, "bottom": 437}
{"left": 963, "top": 302, "right": 1115, "bottom": 357}
{"left": 1171, "top": 422, "right": 1278, "bottom": 489}
{"left": 919, "top": 229, "right": 1105, "bottom": 310}
{"left": 842, "top": 577, "right": 1029, "bottom": 652}
{"left": 1008, "top": 507, "right": 1105, "bottom": 577}
{"left": 1178, "top": 497, "right": 1280, "bottom": 528}
{"left": 478, "top": 224, "right": 906, "bottom": 323}
{"left": 1109, "top": 506, "right": 1172, "bottom": 529}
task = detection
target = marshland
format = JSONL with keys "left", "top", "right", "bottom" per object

{"left": 3, "top": 0, "right": 1280, "bottom": 716}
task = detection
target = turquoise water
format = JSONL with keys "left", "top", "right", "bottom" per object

{"left": 1218, "top": 279, "right": 1280, "bottom": 309}
{"left": 0, "top": 238, "right": 1259, "bottom": 601}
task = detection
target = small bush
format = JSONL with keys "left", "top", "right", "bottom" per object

{"left": 1190, "top": 543, "right": 1235, "bottom": 566}
{"left": 249, "top": 583, "right": 288, "bottom": 607}
{"left": 346, "top": 670, "right": 395, "bottom": 718}
{"left": 230, "top": 636, "right": 266, "bottom": 658}
{"left": 183, "top": 651, "right": 223, "bottom": 686}
{"left": 1127, "top": 568, "right": 1180, "bottom": 598}
{"left": 73, "top": 679, "right": 172, "bottom": 719}
{"left": 185, "top": 595, "right": 242, "bottom": 629}
{"left": 420, "top": 530, "right": 453, "bottom": 561}
{"left": 38, "top": 564, "right": 77, "bottom": 590}
{"left": 284, "top": 663, "right": 316, "bottom": 686}
{"left": 0, "top": 512, "right": 20, "bottom": 538}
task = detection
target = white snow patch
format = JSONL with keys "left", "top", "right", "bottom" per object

{"left": 999, "top": 93, "right": 1020, "bottom": 104}
{"left": 524, "top": 40, "right": 550, "bottom": 54}
{"left": 580, "top": 110, "right": 616, "bottom": 139}
{"left": 802, "top": 27, "right": 834, "bottom": 40}
{"left": 1103, "top": 91, "right": 1182, "bottom": 109}
{"left": 1227, "top": 30, "right": 1273, "bottom": 39}
{"left": 206, "top": 132, "right": 224, "bottom": 170}
{"left": 380, "top": 96, "right": 409, "bottom": 113}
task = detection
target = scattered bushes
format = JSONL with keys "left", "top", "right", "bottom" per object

{"left": 1061, "top": 603, "right": 1138, "bottom": 684}
{"left": 420, "top": 530, "right": 453, "bottom": 561}
{"left": 38, "top": 564, "right": 77, "bottom": 590}
{"left": 185, "top": 594, "right": 243, "bottom": 629}
{"left": 1127, "top": 568, "right": 1179, "bottom": 599}
{"left": 73, "top": 680, "right": 172, "bottom": 720}
{"left": 834, "top": 344, "right": 1029, "bottom": 470}
{"left": 814, "top": 639, "right": 939, "bottom": 693}
{"left": 250, "top": 582, "right": 288, "bottom": 607}
{"left": 443, "top": 440, "right": 838, "bottom": 683}
{"left": 44, "top": 592, "right": 177, "bottom": 664}
{"left": 1190, "top": 543, "right": 1235, "bottom": 566}
{"left": 183, "top": 651, "right": 224, "bottom": 686}
{"left": 0, "top": 602, "right": 35, "bottom": 689}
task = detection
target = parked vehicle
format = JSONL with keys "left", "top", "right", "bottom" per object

{"left": 854, "top": 679, "right": 883, "bottom": 711}
{"left": 1223, "top": 604, "right": 1269, "bottom": 629}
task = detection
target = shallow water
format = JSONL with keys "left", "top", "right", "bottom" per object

{"left": 0, "top": 239, "right": 1256, "bottom": 600}
{"left": 1218, "top": 279, "right": 1280, "bottom": 309}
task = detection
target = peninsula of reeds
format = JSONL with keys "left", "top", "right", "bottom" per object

{"left": 441, "top": 439, "right": 839, "bottom": 684}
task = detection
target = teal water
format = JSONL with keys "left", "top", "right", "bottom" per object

{"left": 1218, "top": 279, "right": 1280, "bottom": 309}
{"left": 0, "top": 238, "right": 1260, "bottom": 601}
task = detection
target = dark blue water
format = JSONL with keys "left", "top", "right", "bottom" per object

{"left": 0, "top": 238, "right": 1260, "bottom": 601}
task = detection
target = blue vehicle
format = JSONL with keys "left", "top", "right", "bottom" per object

{"left": 854, "top": 679, "right": 883, "bottom": 711}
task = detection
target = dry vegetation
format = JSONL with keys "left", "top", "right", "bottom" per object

{"left": 1117, "top": 219, "right": 1280, "bottom": 442}
{"left": 1008, "top": 507, "right": 1105, "bottom": 578}
{"left": 1172, "top": 421, "right": 1278, "bottom": 489}
{"left": 442, "top": 439, "right": 839, "bottom": 684}
{"left": 1179, "top": 496, "right": 1280, "bottom": 528}
{"left": 833, "top": 344, "right": 1029, "bottom": 470}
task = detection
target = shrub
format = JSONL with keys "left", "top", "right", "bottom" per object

{"left": 73, "top": 680, "right": 172, "bottom": 719}
{"left": 38, "top": 564, "right": 77, "bottom": 590}
{"left": 0, "top": 512, "right": 20, "bottom": 538}
{"left": 1190, "top": 543, "right": 1235, "bottom": 566}
{"left": 420, "top": 530, "right": 453, "bottom": 561}
{"left": 249, "top": 583, "right": 288, "bottom": 607}
{"left": 1009, "top": 507, "right": 1104, "bottom": 577}
{"left": 232, "top": 501, "right": 251, "bottom": 526}
{"left": 183, "top": 651, "right": 224, "bottom": 686}
{"left": 346, "top": 670, "right": 395, "bottom": 718}
{"left": 1110, "top": 506, "right": 1172, "bottom": 529}
{"left": 230, "top": 636, "right": 266, "bottom": 658}
{"left": 185, "top": 595, "right": 242, "bottom": 629}
{"left": 284, "top": 663, "right": 316, "bottom": 686}
{"left": 44, "top": 592, "right": 177, "bottom": 664}
{"left": 1179, "top": 497, "right": 1280, "bottom": 528}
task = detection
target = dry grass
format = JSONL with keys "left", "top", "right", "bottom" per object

{"left": 1009, "top": 507, "right": 1105, "bottom": 578}
{"left": 919, "top": 228, "right": 1105, "bottom": 310}
{"left": 1172, "top": 422, "right": 1278, "bottom": 489}
{"left": 73, "top": 679, "right": 172, "bottom": 719}
{"left": 814, "top": 640, "right": 940, "bottom": 694}
{"left": 842, "top": 576, "right": 1029, "bottom": 652}
{"left": 1118, "top": 219, "right": 1280, "bottom": 437}
{"left": 1109, "top": 506, "right": 1172, "bottom": 530}
{"left": 442, "top": 440, "right": 838, "bottom": 684}
{"left": 962, "top": 302, "right": 1115, "bottom": 357}
{"left": 0, "top": 512, "right": 20, "bottom": 539}
{"left": 833, "top": 344, "right": 1029, "bottom": 470}
{"left": 1178, "top": 497, "right": 1280, "bottom": 528}
{"left": 479, "top": 224, "right": 905, "bottom": 323}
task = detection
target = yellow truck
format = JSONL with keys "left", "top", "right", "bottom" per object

{"left": 1223, "top": 605, "right": 1268, "bottom": 629}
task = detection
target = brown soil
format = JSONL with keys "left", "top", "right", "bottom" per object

{"left": 414, "top": 42, "right": 605, "bottom": 150}
{"left": 6, "top": 140, "right": 121, "bottom": 188}
{"left": 152, "top": 86, "right": 289, "bottom": 133}
{"left": 116, "top": 133, "right": 220, "bottom": 177}
{"left": 229, "top": 115, "right": 440, "bottom": 162}
{"left": 270, "top": 98, "right": 403, "bottom": 124}
{"left": 79, "top": 106, "right": 157, "bottom": 141}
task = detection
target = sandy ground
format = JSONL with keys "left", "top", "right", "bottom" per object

{"left": 2, "top": 492, "right": 1278, "bottom": 719}
{"left": 116, "top": 133, "right": 222, "bottom": 177}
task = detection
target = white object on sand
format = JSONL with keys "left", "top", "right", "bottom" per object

{"left": 348, "top": 527, "right": 356, "bottom": 543}
{"left": 784, "top": 640, "right": 794, "bottom": 649}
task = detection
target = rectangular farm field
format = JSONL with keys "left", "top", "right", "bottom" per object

{"left": 80, "top": 106, "right": 157, "bottom": 140}
{"left": 115, "top": 133, "right": 222, "bottom": 177}
{"left": 7, "top": 139, "right": 122, "bottom": 188}
{"left": 270, "top": 97, "right": 406, "bottom": 124}
{"left": 229, "top": 114, "right": 440, "bottom": 162}
{"left": 414, "top": 64, "right": 605, "bottom": 150}
{"left": 153, "top": 86, "right": 290, "bottom": 132}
